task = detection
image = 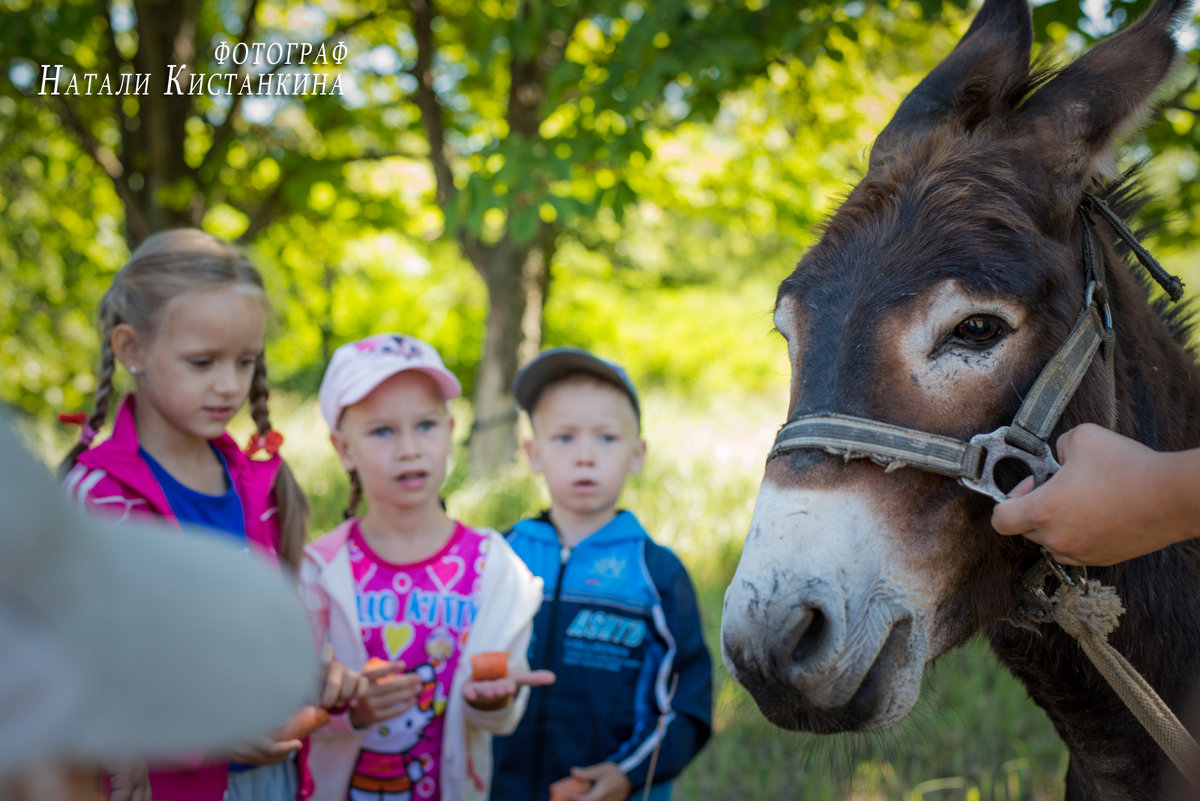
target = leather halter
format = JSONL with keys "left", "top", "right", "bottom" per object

{"left": 768, "top": 193, "right": 1182, "bottom": 504}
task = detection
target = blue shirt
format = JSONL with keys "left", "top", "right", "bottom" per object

{"left": 140, "top": 445, "right": 248, "bottom": 549}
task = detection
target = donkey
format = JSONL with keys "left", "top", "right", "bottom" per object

{"left": 720, "top": 0, "right": 1200, "bottom": 798}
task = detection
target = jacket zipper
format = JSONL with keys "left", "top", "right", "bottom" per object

{"left": 531, "top": 542, "right": 571, "bottom": 798}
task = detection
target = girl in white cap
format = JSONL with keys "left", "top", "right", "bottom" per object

{"left": 301, "top": 333, "right": 553, "bottom": 801}
{"left": 57, "top": 229, "right": 363, "bottom": 801}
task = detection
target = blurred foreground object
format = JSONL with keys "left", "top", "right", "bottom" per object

{"left": 0, "top": 416, "right": 318, "bottom": 776}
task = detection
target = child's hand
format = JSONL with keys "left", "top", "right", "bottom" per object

{"left": 349, "top": 659, "right": 422, "bottom": 727}
{"left": 568, "top": 762, "right": 633, "bottom": 801}
{"left": 224, "top": 734, "right": 301, "bottom": 765}
{"left": 319, "top": 644, "right": 369, "bottom": 711}
{"left": 103, "top": 759, "right": 150, "bottom": 801}
{"left": 462, "top": 668, "right": 555, "bottom": 711}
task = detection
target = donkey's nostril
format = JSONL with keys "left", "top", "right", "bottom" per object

{"left": 790, "top": 605, "right": 828, "bottom": 666}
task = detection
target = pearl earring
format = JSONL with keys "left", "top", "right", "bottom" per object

{"left": 129, "top": 365, "right": 139, "bottom": 375}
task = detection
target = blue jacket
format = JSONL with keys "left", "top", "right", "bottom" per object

{"left": 491, "top": 511, "right": 712, "bottom": 800}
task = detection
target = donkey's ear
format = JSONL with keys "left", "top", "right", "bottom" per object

{"left": 868, "top": 0, "right": 1032, "bottom": 172}
{"left": 1017, "top": 0, "right": 1188, "bottom": 217}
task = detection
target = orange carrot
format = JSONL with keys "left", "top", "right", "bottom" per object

{"left": 364, "top": 656, "right": 403, "bottom": 685}
{"left": 548, "top": 776, "right": 592, "bottom": 801}
{"left": 470, "top": 651, "right": 509, "bottom": 681}
{"left": 364, "top": 657, "right": 392, "bottom": 671}
{"left": 275, "top": 705, "right": 331, "bottom": 741}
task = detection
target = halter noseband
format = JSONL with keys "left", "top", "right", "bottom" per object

{"left": 768, "top": 193, "right": 1182, "bottom": 504}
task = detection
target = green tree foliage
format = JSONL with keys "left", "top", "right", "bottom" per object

{"left": 2, "top": 0, "right": 1197, "bottom": 459}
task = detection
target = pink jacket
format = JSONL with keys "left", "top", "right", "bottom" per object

{"left": 62, "top": 395, "right": 313, "bottom": 801}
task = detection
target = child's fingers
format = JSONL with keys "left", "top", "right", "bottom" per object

{"left": 275, "top": 738, "right": 303, "bottom": 755}
{"left": 372, "top": 696, "right": 418, "bottom": 720}
{"left": 319, "top": 664, "right": 342, "bottom": 708}
{"left": 511, "top": 668, "right": 556, "bottom": 688}
{"left": 363, "top": 659, "right": 408, "bottom": 682}
{"left": 366, "top": 674, "right": 422, "bottom": 714}
{"left": 321, "top": 661, "right": 367, "bottom": 708}
{"left": 549, "top": 774, "right": 593, "bottom": 801}
{"left": 570, "top": 763, "right": 629, "bottom": 801}
{"left": 464, "top": 677, "right": 523, "bottom": 698}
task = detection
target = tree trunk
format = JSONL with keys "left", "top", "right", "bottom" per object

{"left": 468, "top": 237, "right": 549, "bottom": 474}
{"left": 116, "top": 0, "right": 203, "bottom": 246}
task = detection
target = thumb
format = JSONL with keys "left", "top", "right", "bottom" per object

{"left": 991, "top": 483, "right": 1035, "bottom": 536}
{"left": 1006, "top": 474, "right": 1036, "bottom": 500}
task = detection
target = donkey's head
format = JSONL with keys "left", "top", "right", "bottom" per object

{"left": 722, "top": 0, "right": 1190, "bottom": 733}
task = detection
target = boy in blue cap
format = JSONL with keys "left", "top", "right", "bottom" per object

{"left": 491, "top": 348, "right": 712, "bottom": 801}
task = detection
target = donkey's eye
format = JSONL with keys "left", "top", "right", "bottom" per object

{"left": 954, "top": 315, "right": 1007, "bottom": 346}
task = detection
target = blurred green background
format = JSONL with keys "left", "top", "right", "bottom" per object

{"left": 3, "top": 0, "right": 1199, "bottom": 797}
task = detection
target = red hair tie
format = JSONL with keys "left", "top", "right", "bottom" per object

{"left": 245, "top": 429, "right": 284, "bottom": 457}
{"left": 58, "top": 412, "right": 98, "bottom": 446}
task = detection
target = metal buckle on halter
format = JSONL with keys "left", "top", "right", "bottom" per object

{"left": 960, "top": 426, "right": 1061, "bottom": 503}
{"left": 1007, "top": 547, "right": 1085, "bottom": 631}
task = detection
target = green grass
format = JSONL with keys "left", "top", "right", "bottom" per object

{"left": 20, "top": 388, "right": 1069, "bottom": 799}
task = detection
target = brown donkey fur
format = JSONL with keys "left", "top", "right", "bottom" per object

{"left": 722, "top": 0, "right": 1200, "bottom": 799}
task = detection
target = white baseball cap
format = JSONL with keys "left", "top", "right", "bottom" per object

{"left": 0, "top": 417, "right": 319, "bottom": 775}
{"left": 318, "top": 333, "right": 462, "bottom": 428}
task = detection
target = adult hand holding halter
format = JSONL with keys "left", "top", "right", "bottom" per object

{"left": 992, "top": 423, "right": 1200, "bottom": 566}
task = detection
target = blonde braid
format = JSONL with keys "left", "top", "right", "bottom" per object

{"left": 57, "top": 314, "right": 119, "bottom": 479}
{"left": 248, "top": 355, "right": 310, "bottom": 574}
{"left": 344, "top": 470, "right": 363, "bottom": 520}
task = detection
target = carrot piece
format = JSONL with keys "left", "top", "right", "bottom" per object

{"left": 548, "top": 776, "right": 592, "bottom": 801}
{"left": 469, "top": 651, "right": 509, "bottom": 681}
{"left": 275, "top": 705, "right": 331, "bottom": 741}
{"left": 364, "top": 656, "right": 403, "bottom": 685}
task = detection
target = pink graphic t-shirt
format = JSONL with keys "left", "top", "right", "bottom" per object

{"left": 346, "top": 521, "right": 488, "bottom": 801}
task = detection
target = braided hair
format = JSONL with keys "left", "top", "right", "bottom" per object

{"left": 58, "top": 228, "right": 310, "bottom": 571}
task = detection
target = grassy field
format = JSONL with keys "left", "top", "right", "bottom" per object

{"left": 20, "top": 388, "right": 1069, "bottom": 800}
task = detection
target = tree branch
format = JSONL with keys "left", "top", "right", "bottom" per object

{"left": 408, "top": 0, "right": 456, "bottom": 207}
{"left": 231, "top": 147, "right": 421, "bottom": 242}
{"left": 45, "top": 95, "right": 151, "bottom": 243}
{"left": 101, "top": 0, "right": 128, "bottom": 137}
{"left": 199, "top": 0, "right": 260, "bottom": 176}
{"left": 237, "top": 178, "right": 288, "bottom": 243}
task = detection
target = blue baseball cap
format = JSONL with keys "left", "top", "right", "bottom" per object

{"left": 512, "top": 347, "right": 640, "bottom": 422}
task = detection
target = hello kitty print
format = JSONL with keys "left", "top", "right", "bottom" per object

{"left": 348, "top": 521, "right": 488, "bottom": 800}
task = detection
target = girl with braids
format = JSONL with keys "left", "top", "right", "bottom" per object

{"left": 299, "top": 333, "right": 552, "bottom": 801}
{"left": 58, "top": 228, "right": 363, "bottom": 801}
